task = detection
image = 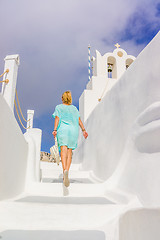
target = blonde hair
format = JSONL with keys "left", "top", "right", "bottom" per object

{"left": 62, "top": 91, "right": 72, "bottom": 105}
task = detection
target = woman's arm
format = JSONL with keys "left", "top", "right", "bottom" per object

{"left": 79, "top": 117, "right": 85, "bottom": 131}
{"left": 52, "top": 116, "right": 59, "bottom": 138}
{"left": 79, "top": 117, "right": 88, "bottom": 139}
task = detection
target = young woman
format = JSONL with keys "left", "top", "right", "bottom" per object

{"left": 52, "top": 91, "right": 88, "bottom": 187}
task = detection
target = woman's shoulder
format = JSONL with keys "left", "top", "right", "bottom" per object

{"left": 56, "top": 104, "right": 79, "bottom": 112}
{"left": 71, "top": 105, "right": 80, "bottom": 114}
{"left": 71, "top": 105, "right": 78, "bottom": 110}
{"left": 56, "top": 104, "right": 63, "bottom": 109}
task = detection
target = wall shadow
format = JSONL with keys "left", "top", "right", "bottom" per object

{"left": 42, "top": 178, "right": 94, "bottom": 184}
{"left": 0, "top": 230, "right": 105, "bottom": 240}
{"left": 16, "top": 196, "right": 115, "bottom": 205}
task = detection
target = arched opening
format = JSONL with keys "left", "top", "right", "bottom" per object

{"left": 126, "top": 58, "right": 134, "bottom": 70}
{"left": 107, "top": 56, "right": 117, "bottom": 78}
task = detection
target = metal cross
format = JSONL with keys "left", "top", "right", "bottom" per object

{"left": 115, "top": 43, "right": 120, "bottom": 49}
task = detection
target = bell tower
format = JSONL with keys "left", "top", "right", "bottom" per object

{"left": 79, "top": 44, "right": 136, "bottom": 122}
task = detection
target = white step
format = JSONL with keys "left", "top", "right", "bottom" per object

{"left": 32, "top": 162, "right": 104, "bottom": 197}
{"left": 0, "top": 195, "right": 124, "bottom": 239}
{"left": 26, "top": 182, "right": 104, "bottom": 197}
{"left": 40, "top": 161, "right": 97, "bottom": 184}
{"left": 0, "top": 162, "right": 126, "bottom": 240}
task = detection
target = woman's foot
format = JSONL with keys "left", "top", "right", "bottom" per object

{"left": 63, "top": 170, "right": 70, "bottom": 187}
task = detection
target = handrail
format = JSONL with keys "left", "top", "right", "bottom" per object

{"left": 1, "top": 68, "right": 30, "bottom": 130}
{"left": 0, "top": 79, "right": 9, "bottom": 84}
{"left": 14, "top": 99, "right": 30, "bottom": 130}
{"left": 0, "top": 69, "right": 9, "bottom": 78}
{"left": 14, "top": 89, "right": 31, "bottom": 130}
{"left": 0, "top": 69, "right": 9, "bottom": 84}
{"left": 15, "top": 89, "right": 30, "bottom": 122}
{"left": 1, "top": 68, "right": 30, "bottom": 129}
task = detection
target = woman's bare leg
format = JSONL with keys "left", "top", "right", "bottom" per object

{"left": 60, "top": 146, "right": 68, "bottom": 172}
{"left": 66, "top": 148, "right": 72, "bottom": 171}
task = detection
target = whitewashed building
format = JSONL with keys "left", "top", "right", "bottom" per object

{"left": 79, "top": 44, "right": 135, "bottom": 122}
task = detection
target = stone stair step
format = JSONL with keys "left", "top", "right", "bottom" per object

{"left": 41, "top": 168, "right": 90, "bottom": 181}
{"left": 25, "top": 182, "right": 104, "bottom": 197}
{"left": 0, "top": 198, "right": 124, "bottom": 232}
{"left": 40, "top": 162, "right": 96, "bottom": 184}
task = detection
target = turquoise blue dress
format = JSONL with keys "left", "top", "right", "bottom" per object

{"left": 52, "top": 104, "right": 80, "bottom": 151}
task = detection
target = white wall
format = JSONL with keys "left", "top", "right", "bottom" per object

{"left": 119, "top": 209, "right": 160, "bottom": 240}
{"left": 79, "top": 76, "right": 118, "bottom": 122}
{"left": 0, "top": 93, "right": 28, "bottom": 200}
{"left": 74, "top": 32, "right": 160, "bottom": 206}
{"left": 24, "top": 128, "right": 42, "bottom": 186}
{"left": 104, "top": 101, "right": 160, "bottom": 207}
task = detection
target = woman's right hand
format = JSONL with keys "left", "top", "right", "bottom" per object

{"left": 52, "top": 130, "right": 57, "bottom": 138}
{"left": 83, "top": 130, "right": 88, "bottom": 139}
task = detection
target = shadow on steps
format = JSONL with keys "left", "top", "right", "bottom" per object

{"left": 0, "top": 230, "right": 106, "bottom": 240}
{"left": 42, "top": 177, "right": 94, "bottom": 184}
{"left": 16, "top": 196, "right": 115, "bottom": 205}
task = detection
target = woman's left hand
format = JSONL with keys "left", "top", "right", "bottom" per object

{"left": 52, "top": 130, "right": 57, "bottom": 138}
{"left": 83, "top": 130, "right": 88, "bottom": 139}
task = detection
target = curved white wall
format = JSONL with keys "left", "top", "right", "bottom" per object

{"left": 73, "top": 32, "right": 160, "bottom": 206}
{"left": 0, "top": 93, "right": 28, "bottom": 200}
{"left": 119, "top": 209, "right": 160, "bottom": 240}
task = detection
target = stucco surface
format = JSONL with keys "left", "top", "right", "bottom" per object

{"left": 74, "top": 32, "right": 160, "bottom": 207}
{"left": 0, "top": 94, "right": 28, "bottom": 200}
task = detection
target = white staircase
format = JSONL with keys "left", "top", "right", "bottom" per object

{"left": 0, "top": 162, "right": 126, "bottom": 239}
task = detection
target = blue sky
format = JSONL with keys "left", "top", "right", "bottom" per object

{"left": 0, "top": 0, "right": 159, "bottom": 152}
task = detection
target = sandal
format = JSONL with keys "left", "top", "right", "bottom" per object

{"left": 63, "top": 170, "right": 70, "bottom": 187}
